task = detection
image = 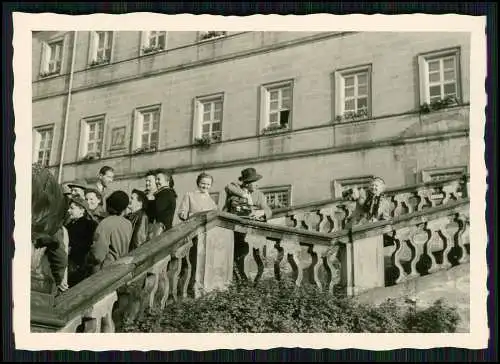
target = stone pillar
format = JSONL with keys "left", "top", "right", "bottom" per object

{"left": 351, "top": 234, "right": 385, "bottom": 295}
{"left": 194, "top": 226, "right": 234, "bottom": 296}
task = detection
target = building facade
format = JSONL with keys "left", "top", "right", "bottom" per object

{"left": 32, "top": 30, "right": 470, "bottom": 215}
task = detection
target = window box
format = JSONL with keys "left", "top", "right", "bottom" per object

{"left": 199, "top": 31, "right": 227, "bottom": 41}
{"left": 419, "top": 95, "right": 461, "bottom": 114}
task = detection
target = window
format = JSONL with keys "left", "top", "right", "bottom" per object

{"left": 418, "top": 48, "right": 461, "bottom": 105}
{"left": 89, "top": 31, "right": 113, "bottom": 66}
{"left": 80, "top": 116, "right": 105, "bottom": 159}
{"left": 134, "top": 106, "right": 161, "bottom": 152}
{"left": 334, "top": 65, "right": 372, "bottom": 121}
{"left": 193, "top": 95, "right": 224, "bottom": 142}
{"left": 259, "top": 80, "right": 293, "bottom": 132}
{"left": 332, "top": 175, "right": 374, "bottom": 199}
{"left": 261, "top": 185, "right": 292, "bottom": 209}
{"left": 199, "top": 31, "right": 227, "bottom": 41}
{"left": 33, "top": 126, "right": 54, "bottom": 167}
{"left": 40, "top": 39, "right": 64, "bottom": 77}
{"left": 140, "top": 31, "right": 167, "bottom": 54}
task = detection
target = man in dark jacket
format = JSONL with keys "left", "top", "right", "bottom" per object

{"left": 153, "top": 169, "right": 177, "bottom": 232}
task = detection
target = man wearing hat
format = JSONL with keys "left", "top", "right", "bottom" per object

{"left": 220, "top": 167, "right": 272, "bottom": 222}
{"left": 66, "top": 179, "right": 89, "bottom": 199}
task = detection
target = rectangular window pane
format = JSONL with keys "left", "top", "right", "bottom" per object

{"left": 203, "top": 112, "right": 211, "bottom": 122}
{"left": 429, "top": 72, "right": 441, "bottom": 83}
{"left": 281, "top": 97, "right": 291, "bottom": 109}
{"left": 269, "top": 90, "right": 279, "bottom": 101}
{"left": 444, "top": 70, "right": 455, "bottom": 81}
{"left": 443, "top": 57, "right": 455, "bottom": 70}
{"left": 203, "top": 103, "right": 211, "bottom": 113}
{"left": 281, "top": 87, "right": 291, "bottom": 99}
{"left": 357, "top": 73, "right": 367, "bottom": 85}
{"left": 202, "top": 124, "right": 210, "bottom": 133}
{"left": 357, "top": 85, "right": 368, "bottom": 96}
{"left": 344, "top": 99, "right": 355, "bottom": 111}
{"left": 344, "top": 76, "right": 355, "bottom": 87}
{"left": 357, "top": 97, "right": 368, "bottom": 110}
{"left": 212, "top": 122, "right": 221, "bottom": 132}
{"left": 214, "top": 101, "right": 222, "bottom": 111}
{"left": 213, "top": 110, "right": 222, "bottom": 121}
{"left": 429, "top": 85, "right": 441, "bottom": 97}
{"left": 344, "top": 86, "right": 355, "bottom": 98}
{"left": 141, "top": 134, "right": 149, "bottom": 146}
{"left": 428, "top": 60, "right": 440, "bottom": 72}
{"left": 443, "top": 83, "right": 456, "bottom": 95}
{"left": 269, "top": 113, "right": 278, "bottom": 124}
{"left": 270, "top": 100, "right": 279, "bottom": 111}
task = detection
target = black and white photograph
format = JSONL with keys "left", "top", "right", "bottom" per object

{"left": 13, "top": 13, "right": 488, "bottom": 351}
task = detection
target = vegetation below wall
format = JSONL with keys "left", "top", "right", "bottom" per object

{"left": 121, "top": 279, "right": 461, "bottom": 333}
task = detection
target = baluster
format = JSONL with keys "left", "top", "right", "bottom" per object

{"left": 150, "top": 256, "right": 171, "bottom": 309}
{"left": 456, "top": 213, "right": 470, "bottom": 264}
{"left": 442, "top": 181, "right": 461, "bottom": 204}
{"left": 439, "top": 215, "right": 460, "bottom": 269}
{"left": 408, "top": 223, "right": 429, "bottom": 279}
{"left": 417, "top": 188, "right": 436, "bottom": 211}
{"left": 320, "top": 244, "right": 341, "bottom": 293}
{"left": 281, "top": 239, "right": 304, "bottom": 286}
{"left": 318, "top": 207, "right": 340, "bottom": 233}
{"left": 170, "top": 242, "right": 192, "bottom": 301}
{"left": 82, "top": 291, "right": 118, "bottom": 333}
{"left": 391, "top": 228, "right": 411, "bottom": 284}
{"left": 338, "top": 202, "right": 356, "bottom": 229}
{"left": 424, "top": 219, "right": 444, "bottom": 273}
{"left": 242, "top": 234, "right": 267, "bottom": 283}
{"left": 60, "top": 315, "right": 84, "bottom": 333}
{"left": 306, "top": 245, "right": 322, "bottom": 289}
{"left": 393, "top": 192, "right": 412, "bottom": 217}
{"left": 289, "top": 212, "right": 307, "bottom": 230}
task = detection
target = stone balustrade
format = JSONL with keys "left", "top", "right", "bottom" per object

{"left": 30, "top": 195, "right": 470, "bottom": 333}
{"left": 270, "top": 175, "right": 469, "bottom": 234}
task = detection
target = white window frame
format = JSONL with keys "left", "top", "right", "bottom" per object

{"left": 133, "top": 105, "right": 161, "bottom": 152}
{"left": 193, "top": 93, "right": 224, "bottom": 142}
{"left": 33, "top": 125, "right": 54, "bottom": 167}
{"left": 334, "top": 65, "right": 372, "bottom": 121}
{"left": 79, "top": 115, "right": 106, "bottom": 159}
{"left": 418, "top": 48, "right": 461, "bottom": 106}
{"left": 39, "top": 35, "right": 67, "bottom": 77}
{"left": 259, "top": 80, "right": 294, "bottom": 133}
{"left": 88, "top": 31, "right": 114, "bottom": 66}
{"left": 140, "top": 31, "right": 167, "bottom": 55}
{"left": 332, "top": 175, "right": 374, "bottom": 199}
{"left": 261, "top": 185, "right": 292, "bottom": 210}
{"left": 421, "top": 165, "right": 468, "bottom": 183}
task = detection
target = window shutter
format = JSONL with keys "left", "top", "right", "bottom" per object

{"left": 417, "top": 55, "right": 427, "bottom": 105}
{"left": 334, "top": 72, "right": 343, "bottom": 118}
{"left": 40, "top": 42, "right": 50, "bottom": 74}
{"left": 259, "top": 86, "right": 268, "bottom": 131}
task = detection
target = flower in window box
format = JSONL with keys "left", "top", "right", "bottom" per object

{"left": 90, "top": 55, "right": 109, "bottom": 67}
{"left": 142, "top": 45, "right": 164, "bottom": 55}
{"left": 39, "top": 70, "right": 59, "bottom": 78}
{"left": 200, "top": 31, "right": 227, "bottom": 41}
{"left": 194, "top": 135, "right": 213, "bottom": 148}
{"left": 81, "top": 152, "right": 101, "bottom": 161}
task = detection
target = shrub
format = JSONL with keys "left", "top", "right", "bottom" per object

{"left": 120, "top": 279, "right": 461, "bottom": 333}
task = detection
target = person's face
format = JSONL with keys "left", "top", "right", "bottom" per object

{"left": 100, "top": 170, "right": 114, "bottom": 187}
{"left": 128, "top": 192, "right": 143, "bottom": 213}
{"left": 244, "top": 182, "right": 256, "bottom": 193}
{"left": 197, "top": 177, "right": 212, "bottom": 193}
{"left": 68, "top": 202, "right": 85, "bottom": 220}
{"left": 71, "top": 187, "right": 85, "bottom": 199}
{"left": 145, "top": 175, "right": 157, "bottom": 192}
{"left": 85, "top": 192, "right": 101, "bottom": 210}
{"left": 370, "top": 179, "right": 385, "bottom": 196}
{"left": 155, "top": 173, "right": 169, "bottom": 189}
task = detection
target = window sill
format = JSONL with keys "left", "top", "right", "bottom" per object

{"left": 140, "top": 48, "right": 166, "bottom": 56}
{"left": 197, "top": 35, "right": 227, "bottom": 43}
{"left": 261, "top": 126, "right": 292, "bottom": 136}
{"left": 132, "top": 147, "right": 158, "bottom": 155}
{"left": 39, "top": 72, "right": 61, "bottom": 80}
{"left": 76, "top": 157, "right": 102, "bottom": 165}
{"left": 88, "top": 60, "right": 111, "bottom": 68}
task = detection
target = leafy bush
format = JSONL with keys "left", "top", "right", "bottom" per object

{"left": 121, "top": 279, "right": 461, "bottom": 333}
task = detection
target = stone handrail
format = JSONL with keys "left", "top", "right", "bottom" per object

{"left": 31, "top": 198, "right": 469, "bottom": 333}
{"left": 269, "top": 174, "right": 469, "bottom": 234}
{"left": 31, "top": 211, "right": 336, "bottom": 333}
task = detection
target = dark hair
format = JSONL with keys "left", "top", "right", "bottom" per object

{"left": 99, "top": 166, "right": 114, "bottom": 176}
{"left": 131, "top": 188, "right": 148, "bottom": 208}
{"left": 32, "top": 164, "right": 67, "bottom": 241}
{"left": 145, "top": 169, "right": 158, "bottom": 178}
{"left": 196, "top": 172, "right": 214, "bottom": 186}
{"left": 156, "top": 168, "right": 175, "bottom": 189}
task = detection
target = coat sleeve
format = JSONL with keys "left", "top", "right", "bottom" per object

{"left": 44, "top": 228, "right": 68, "bottom": 286}
{"left": 155, "top": 189, "right": 177, "bottom": 230}
{"left": 136, "top": 214, "right": 149, "bottom": 247}
{"left": 88, "top": 223, "right": 110, "bottom": 267}
{"left": 257, "top": 191, "right": 273, "bottom": 220}
{"left": 225, "top": 182, "right": 246, "bottom": 198}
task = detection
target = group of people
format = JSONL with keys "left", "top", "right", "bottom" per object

{"left": 32, "top": 159, "right": 391, "bottom": 296}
